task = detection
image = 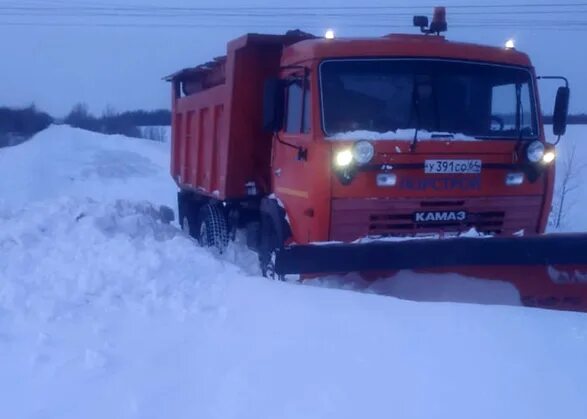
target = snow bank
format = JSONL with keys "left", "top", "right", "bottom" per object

{"left": 0, "top": 124, "right": 176, "bottom": 211}
{"left": 0, "top": 198, "right": 225, "bottom": 319}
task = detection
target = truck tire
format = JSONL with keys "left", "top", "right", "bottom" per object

{"left": 259, "top": 214, "right": 283, "bottom": 280}
{"left": 198, "top": 203, "right": 229, "bottom": 254}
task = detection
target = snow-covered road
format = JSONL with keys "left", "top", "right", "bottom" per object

{"left": 1, "top": 125, "right": 587, "bottom": 419}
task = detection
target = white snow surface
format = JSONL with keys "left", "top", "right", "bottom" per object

{"left": 327, "top": 128, "right": 479, "bottom": 141}
{"left": 1, "top": 125, "right": 587, "bottom": 419}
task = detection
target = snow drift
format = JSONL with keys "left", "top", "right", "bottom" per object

{"left": 1, "top": 125, "right": 587, "bottom": 419}
{"left": 0, "top": 124, "right": 176, "bottom": 211}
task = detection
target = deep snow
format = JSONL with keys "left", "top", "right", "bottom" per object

{"left": 1, "top": 125, "right": 587, "bottom": 419}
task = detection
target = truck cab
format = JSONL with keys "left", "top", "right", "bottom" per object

{"left": 265, "top": 30, "right": 568, "bottom": 246}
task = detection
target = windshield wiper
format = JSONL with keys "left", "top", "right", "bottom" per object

{"left": 515, "top": 83, "right": 526, "bottom": 149}
{"left": 411, "top": 128, "right": 419, "bottom": 152}
{"left": 410, "top": 78, "right": 421, "bottom": 152}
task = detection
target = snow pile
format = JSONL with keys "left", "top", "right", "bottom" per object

{"left": 0, "top": 198, "right": 228, "bottom": 319}
{"left": 311, "top": 227, "right": 491, "bottom": 246}
{"left": 2, "top": 197, "right": 587, "bottom": 419}
{"left": 312, "top": 271, "right": 522, "bottom": 307}
{"left": 328, "top": 128, "right": 479, "bottom": 141}
{"left": 0, "top": 124, "right": 176, "bottom": 211}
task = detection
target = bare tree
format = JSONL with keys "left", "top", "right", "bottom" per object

{"left": 551, "top": 143, "right": 586, "bottom": 229}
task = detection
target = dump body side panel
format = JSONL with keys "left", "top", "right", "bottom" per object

{"left": 171, "top": 36, "right": 292, "bottom": 199}
{"left": 172, "top": 85, "right": 227, "bottom": 196}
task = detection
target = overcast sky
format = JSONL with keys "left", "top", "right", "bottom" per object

{"left": 1, "top": 0, "right": 585, "bottom": 119}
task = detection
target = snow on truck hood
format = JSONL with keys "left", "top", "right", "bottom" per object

{"left": 308, "top": 227, "right": 493, "bottom": 245}
{"left": 327, "top": 129, "right": 480, "bottom": 141}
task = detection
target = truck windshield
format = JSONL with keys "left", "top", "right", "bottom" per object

{"left": 320, "top": 59, "right": 538, "bottom": 139}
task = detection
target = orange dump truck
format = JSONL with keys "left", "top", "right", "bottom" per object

{"left": 166, "top": 8, "right": 587, "bottom": 312}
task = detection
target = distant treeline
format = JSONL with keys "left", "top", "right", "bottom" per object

{"left": 63, "top": 103, "right": 171, "bottom": 138}
{"left": 0, "top": 106, "right": 53, "bottom": 137}
{"left": 543, "top": 114, "right": 587, "bottom": 124}
{"left": 1, "top": 103, "right": 586, "bottom": 147}
{"left": 0, "top": 106, "right": 53, "bottom": 147}
{"left": 0, "top": 103, "right": 171, "bottom": 147}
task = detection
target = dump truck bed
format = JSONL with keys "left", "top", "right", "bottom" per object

{"left": 167, "top": 33, "right": 313, "bottom": 199}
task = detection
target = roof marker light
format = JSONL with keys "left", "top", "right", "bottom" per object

{"left": 505, "top": 39, "right": 515, "bottom": 49}
{"left": 324, "top": 29, "right": 335, "bottom": 39}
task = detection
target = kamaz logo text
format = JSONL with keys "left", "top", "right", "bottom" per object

{"left": 414, "top": 211, "right": 468, "bottom": 223}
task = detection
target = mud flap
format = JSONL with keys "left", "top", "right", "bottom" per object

{"left": 274, "top": 234, "right": 587, "bottom": 312}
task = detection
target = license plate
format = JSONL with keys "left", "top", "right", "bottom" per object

{"left": 424, "top": 159, "right": 482, "bottom": 174}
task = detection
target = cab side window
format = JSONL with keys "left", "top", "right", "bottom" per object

{"left": 491, "top": 82, "right": 534, "bottom": 135}
{"left": 285, "top": 78, "right": 311, "bottom": 133}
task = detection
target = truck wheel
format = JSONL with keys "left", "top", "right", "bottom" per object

{"left": 259, "top": 215, "right": 283, "bottom": 280}
{"left": 178, "top": 192, "right": 199, "bottom": 240}
{"left": 181, "top": 213, "right": 199, "bottom": 239}
{"left": 198, "top": 203, "right": 229, "bottom": 254}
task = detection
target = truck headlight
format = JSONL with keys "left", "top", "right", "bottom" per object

{"left": 353, "top": 141, "right": 374, "bottom": 165}
{"left": 542, "top": 151, "right": 556, "bottom": 164}
{"left": 335, "top": 149, "right": 353, "bottom": 167}
{"left": 526, "top": 141, "right": 545, "bottom": 163}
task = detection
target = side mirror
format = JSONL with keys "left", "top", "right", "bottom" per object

{"left": 553, "top": 86, "right": 570, "bottom": 137}
{"left": 262, "top": 78, "right": 285, "bottom": 133}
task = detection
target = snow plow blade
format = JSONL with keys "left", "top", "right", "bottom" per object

{"left": 275, "top": 234, "right": 587, "bottom": 313}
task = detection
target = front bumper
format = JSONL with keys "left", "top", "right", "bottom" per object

{"left": 275, "top": 234, "right": 587, "bottom": 275}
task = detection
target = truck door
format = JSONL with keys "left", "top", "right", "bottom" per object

{"left": 271, "top": 73, "right": 313, "bottom": 241}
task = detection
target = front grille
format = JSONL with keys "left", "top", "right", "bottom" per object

{"left": 420, "top": 200, "right": 465, "bottom": 207}
{"left": 330, "top": 197, "right": 542, "bottom": 242}
{"left": 368, "top": 210, "right": 506, "bottom": 235}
